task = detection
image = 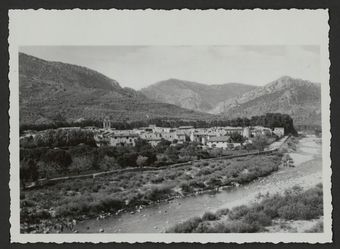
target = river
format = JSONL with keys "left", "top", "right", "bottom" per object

{"left": 72, "top": 135, "right": 322, "bottom": 233}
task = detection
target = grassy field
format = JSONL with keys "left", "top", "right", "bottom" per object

{"left": 166, "top": 184, "right": 323, "bottom": 233}
{"left": 20, "top": 153, "right": 282, "bottom": 233}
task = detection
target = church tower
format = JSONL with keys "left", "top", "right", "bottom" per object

{"left": 103, "top": 116, "right": 111, "bottom": 129}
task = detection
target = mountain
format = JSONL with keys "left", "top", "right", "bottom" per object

{"left": 140, "top": 79, "right": 256, "bottom": 113}
{"left": 212, "top": 76, "right": 321, "bottom": 126}
{"left": 19, "top": 53, "right": 213, "bottom": 125}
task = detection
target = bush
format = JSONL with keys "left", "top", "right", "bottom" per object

{"left": 202, "top": 211, "right": 217, "bottom": 221}
{"left": 215, "top": 208, "right": 230, "bottom": 218}
{"left": 206, "top": 177, "right": 222, "bottom": 188}
{"left": 144, "top": 184, "right": 173, "bottom": 201}
{"left": 180, "top": 182, "right": 193, "bottom": 193}
{"left": 228, "top": 205, "right": 251, "bottom": 220}
{"left": 166, "top": 217, "right": 202, "bottom": 233}
{"left": 193, "top": 221, "right": 219, "bottom": 233}
{"left": 197, "top": 168, "right": 212, "bottom": 176}
{"left": 100, "top": 197, "right": 124, "bottom": 211}
{"left": 243, "top": 211, "right": 272, "bottom": 227}
{"left": 305, "top": 221, "right": 323, "bottom": 233}
{"left": 188, "top": 180, "right": 206, "bottom": 189}
{"left": 151, "top": 176, "right": 165, "bottom": 184}
{"left": 222, "top": 220, "right": 261, "bottom": 233}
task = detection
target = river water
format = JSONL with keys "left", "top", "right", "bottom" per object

{"left": 73, "top": 135, "right": 322, "bottom": 233}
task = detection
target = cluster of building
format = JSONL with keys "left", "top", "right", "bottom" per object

{"left": 91, "top": 117, "right": 285, "bottom": 149}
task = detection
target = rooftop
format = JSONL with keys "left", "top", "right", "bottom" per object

{"left": 209, "top": 136, "right": 231, "bottom": 142}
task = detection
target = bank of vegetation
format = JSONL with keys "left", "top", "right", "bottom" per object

{"left": 166, "top": 184, "right": 323, "bottom": 233}
{"left": 20, "top": 153, "right": 282, "bottom": 233}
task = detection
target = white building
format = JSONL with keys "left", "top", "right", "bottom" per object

{"left": 162, "top": 132, "right": 179, "bottom": 142}
{"left": 273, "top": 127, "right": 285, "bottom": 137}
{"left": 223, "top": 127, "right": 244, "bottom": 135}
{"left": 176, "top": 132, "right": 187, "bottom": 143}
{"left": 190, "top": 132, "right": 217, "bottom": 145}
{"left": 178, "top": 126, "right": 195, "bottom": 135}
{"left": 109, "top": 133, "right": 139, "bottom": 147}
{"left": 95, "top": 129, "right": 139, "bottom": 147}
{"left": 251, "top": 126, "right": 273, "bottom": 137}
{"left": 207, "top": 136, "right": 232, "bottom": 149}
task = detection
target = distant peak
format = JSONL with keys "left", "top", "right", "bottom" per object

{"left": 277, "top": 75, "right": 293, "bottom": 81}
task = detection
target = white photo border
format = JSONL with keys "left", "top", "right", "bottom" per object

{"left": 8, "top": 9, "right": 332, "bottom": 243}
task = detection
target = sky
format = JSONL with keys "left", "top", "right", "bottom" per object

{"left": 20, "top": 45, "right": 320, "bottom": 89}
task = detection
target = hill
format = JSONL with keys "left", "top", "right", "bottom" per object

{"left": 140, "top": 79, "right": 256, "bottom": 113}
{"left": 212, "top": 76, "right": 321, "bottom": 126}
{"left": 19, "top": 53, "right": 213, "bottom": 125}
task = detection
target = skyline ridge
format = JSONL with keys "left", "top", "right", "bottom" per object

{"left": 19, "top": 52, "right": 320, "bottom": 92}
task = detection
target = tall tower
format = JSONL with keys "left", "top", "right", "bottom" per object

{"left": 103, "top": 116, "right": 111, "bottom": 129}
{"left": 243, "top": 127, "right": 250, "bottom": 138}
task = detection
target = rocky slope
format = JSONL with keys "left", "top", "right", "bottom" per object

{"left": 212, "top": 76, "right": 321, "bottom": 126}
{"left": 141, "top": 79, "right": 256, "bottom": 113}
{"left": 19, "top": 53, "right": 213, "bottom": 125}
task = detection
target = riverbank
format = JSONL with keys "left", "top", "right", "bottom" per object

{"left": 166, "top": 184, "right": 323, "bottom": 233}
{"left": 68, "top": 135, "right": 321, "bottom": 233}
{"left": 21, "top": 153, "right": 282, "bottom": 233}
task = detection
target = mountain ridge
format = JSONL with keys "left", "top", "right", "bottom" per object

{"left": 141, "top": 78, "right": 257, "bottom": 112}
{"left": 213, "top": 76, "right": 321, "bottom": 126}
{"left": 19, "top": 53, "right": 213, "bottom": 125}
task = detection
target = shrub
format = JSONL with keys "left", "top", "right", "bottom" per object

{"left": 305, "top": 221, "right": 323, "bottom": 233}
{"left": 202, "top": 211, "right": 217, "bottom": 221}
{"left": 222, "top": 220, "right": 261, "bottom": 233}
{"left": 100, "top": 197, "right": 124, "bottom": 211}
{"left": 180, "top": 182, "right": 193, "bottom": 193}
{"left": 197, "top": 168, "right": 212, "bottom": 176}
{"left": 193, "top": 221, "right": 219, "bottom": 233}
{"left": 144, "top": 184, "right": 173, "bottom": 201}
{"left": 277, "top": 203, "right": 312, "bottom": 220}
{"left": 228, "top": 205, "right": 251, "bottom": 220}
{"left": 206, "top": 177, "right": 222, "bottom": 188}
{"left": 166, "top": 217, "right": 202, "bottom": 233}
{"left": 243, "top": 211, "right": 272, "bottom": 227}
{"left": 215, "top": 208, "right": 230, "bottom": 218}
{"left": 188, "top": 180, "right": 206, "bottom": 189}
{"left": 151, "top": 176, "right": 164, "bottom": 184}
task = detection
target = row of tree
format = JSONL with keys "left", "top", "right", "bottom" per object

{"left": 20, "top": 128, "right": 96, "bottom": 148}
{"left": 20, "top": 113, "right": 297, "bottom": 135}
{"left": 20, "top": 138, "right": 213, "bottom": 184}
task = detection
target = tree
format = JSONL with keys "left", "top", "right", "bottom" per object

{"left": 136, "top": 155, "right": 148, "bottom": 169}
{"left": 43, "top": 149, "right": 72, "bottom": 174}
{"left": 230, "top": 132, "right": 245, "bottom": 143}
{"left": 69, "top": 156, "right": 93, "bottom": 174}
{"left": 165, "top": 146, "right": 178, "bottom": 162}
{"left": 20, "top": 159, "right": 39, "bottom": 186}
{"left": 135, "top": 138, "right": 152, "bottom": 152}
{"left": 155, "top": 139, "right": 171, "bottom": 153}
{"left": 251, "top": 135, "right": 269, "bottom": 151}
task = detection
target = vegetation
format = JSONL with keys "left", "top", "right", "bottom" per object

{"left": 20, "top": 136, "right": 224, "bottom": 184}
{"left": 20, "top": 113, "right": 296, "bottom": 136}
{"left": 166, "top": 184, "right": 323, "bottom": 233}
{"left": 20, "top": 128, "right": 96, "bottom": 148}
{"left": 20, "top": 154, "right": 282, "bottom": 233}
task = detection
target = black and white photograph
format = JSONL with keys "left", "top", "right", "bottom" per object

{"left": 8, "top": 9, "right": 331, "bottom": 243}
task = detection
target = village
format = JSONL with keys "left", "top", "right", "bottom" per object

{"left": 89, "top": 117, "right": 285, "bottom": 149}
{"left": 20, "top": 116, "right": 285, "bottom": 151}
